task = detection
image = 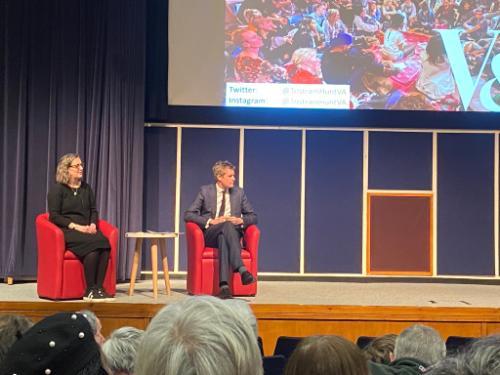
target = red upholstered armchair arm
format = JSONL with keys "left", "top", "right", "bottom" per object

{"left": 186, "top": 221, "right": 206, "bottom": 252}
{"left": 243, "top": 225, "right": 260, "bottom": 275}
{"left": 97, "top": 219, "right": 118, "bottom": 276}
{"left": 98, "top": 220, "right": 118, "bottom": 255}
{"left": 186, "top": 222, "right": 206, "bottom": 292}
{"left": 35, "top": 213, "right": 66, "bottom": 288}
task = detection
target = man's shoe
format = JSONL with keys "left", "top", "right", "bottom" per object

{"left": 241, "top": 271, "right": 256, "bottom": 285}
{"left": 218, "top": 285, "right": 232, "bottom": 299}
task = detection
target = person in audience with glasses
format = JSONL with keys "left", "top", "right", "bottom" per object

{"left": 184, "top": 160, "right": 258, "bottom": 299}
{"left": 47, "top": 153, "right": 113, "bottom": 301}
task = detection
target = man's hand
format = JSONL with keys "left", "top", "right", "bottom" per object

{"left": 209, "top": 217, "right": 227, "bottom": 225}
{"left": 227, "top": 216, "right": 244, "bottom": 225}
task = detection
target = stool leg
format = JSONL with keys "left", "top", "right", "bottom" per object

{"left": 128, "top": 238, "right": 143, "bottom": 296}
{"left": 151, "top": 239, "right": 159, "bottom": 299}
{"left": 160, "top": 239, "right": 171, "bottom": 295}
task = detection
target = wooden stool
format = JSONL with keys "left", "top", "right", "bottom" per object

{"left": 125, "top": 231, "right": 179, "bottom": 298}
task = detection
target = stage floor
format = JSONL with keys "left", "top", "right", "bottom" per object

{"left": 1, "top": 279, "right": 499, "bottom": 307}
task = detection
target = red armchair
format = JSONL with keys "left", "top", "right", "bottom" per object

{"left": 186, "top": 222, "right": 260, "bottom": 296}
{"left": 35, "top": 213, "right": 118, "bottom": 300}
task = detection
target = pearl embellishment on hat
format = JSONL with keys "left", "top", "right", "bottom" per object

{"left": 49, "top": 341, "right": 55, "bottom": 348}
{"left": 78, "top": 332, "right": 85, "bottom": 339}
{"left": 71, "top": 314, "right": 78, "bottom": 320}
{"left": 45, "top": 369, "right": 52, "bottom": 374}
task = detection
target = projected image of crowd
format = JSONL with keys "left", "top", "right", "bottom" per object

{"left": 225, "top": 0, "right": 500, "bottom": 110}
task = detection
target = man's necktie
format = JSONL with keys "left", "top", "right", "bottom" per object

{"left": 218, "top": 190, "right": 226, "bottom": 218}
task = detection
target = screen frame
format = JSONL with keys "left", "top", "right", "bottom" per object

{"left": 146, "top": 0, "right": 500, "bottom": 130}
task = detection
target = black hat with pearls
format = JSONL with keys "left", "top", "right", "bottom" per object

{"left": 0, "top": 312, "right": 101, "bottom": 375}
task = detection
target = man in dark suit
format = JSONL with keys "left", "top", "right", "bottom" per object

{"left": 184, "top": 160, "right": 257, "bottom": 299}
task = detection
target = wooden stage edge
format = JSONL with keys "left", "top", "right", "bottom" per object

{"left": 1, "top": 301, "right": 499, "bottom": 355}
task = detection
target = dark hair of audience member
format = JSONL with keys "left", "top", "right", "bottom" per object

{"left": 462, "top": 335, "right": 500, "bottom": 375}
{"left": 284, "top": 335, "right": 369, "bottom": 375}
{"left": 0, "top": 314, "right": 33, "bottom": 363}
{"left": 363, "top": 333, "right": 397, "bottom": 364}
{"left": 426, "top": 35, "right": 446, "bottom": 65}
{"left": 425, "top": 357, "right": 467, "bottom": 375}
{"left": 390, "top": 13, "right": 405, "bottom": 29}
{"left": 76, "top": 352, "right": 107, "bottom": 375}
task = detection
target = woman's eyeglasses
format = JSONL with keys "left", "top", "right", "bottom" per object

{"left": 69, "top": 163, "right": 84, "bottom": 169}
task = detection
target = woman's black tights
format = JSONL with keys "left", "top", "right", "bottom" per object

{"left": 83, "top": 249, "right": 110, "bottom": 289}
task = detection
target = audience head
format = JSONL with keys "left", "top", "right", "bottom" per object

{"left": 102, "top": 326, "right": 144, "bottom": 375}
{"left": 473, "top": 6, "right": 484, "bottom": 18}
{"left": 390, "top": 13, "right": 405, "bottom": 29}
{"left": 353, "top": 5, "right": 366, "bottom": 16}
{"left": 233, "top": 29, "right": 263, "bottom": 50}
{"left": 243, "top": 8, "right": 263, "bottom": 24}
{"left": 0, "top": 314, "right": 33, "bottom": 364}
{"left": 394, "top": 324, "right": 446, "bottom": 366}
{"left": 363, "top": 333, "right": 397, "bottom": 364}
{"left": 56, "top": 153, "right": 82, "bottom": 184}
{"left": 330, "top": 32, "right": 353, "bottom": 50}
{"left": 284, "top": 335, "right": 369, "bottom": 375}
{"left": 224, "top": 298, "right": 259, "bottom": 338}
{"left": 426, "top": 35, "right": 446, "bottom": 65}
{"left": 134, "top": 296, "right": 263, "bottom": 375}
{"left": 254, "top": 16, "right": 277, "bottom": 33}
{"left": 1, "top": 312, "right": 104, "bottom": 375}
{"left": 79, "top": 309, "right": 105, "bottom": 346}
{"left": 327, "top": 8, "right": 340, "bottom": 22}
{"left": 313, "top": 3, "right": 327, "bottom": 15}
{"left": 462, "top": 335, "right": 500, "bottom": 375}
{"left": 425, "top": 357, "right": 467, "bottom": 375}
{"left": 298, "top": 16, "right": 316, "bottom": 32}
{"left": 290, "top": 48, "right": 322, "bottom": 77}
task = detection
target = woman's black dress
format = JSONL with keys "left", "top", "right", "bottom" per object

{"left": 47, "top": 182, "right": 110, "bottom": 257}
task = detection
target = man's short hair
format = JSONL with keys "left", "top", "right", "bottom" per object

{"left": 394, "top": 324, "right": 446, "bottom": 366}
{"left": 212, "top": 160, "right": 236, "bottom": 180}
{"left": 363, "top": 333, "right": 397, "bottom": 364}
{"left": 285, "top": 335, "right": 369, "bottom": 375}
{"left": 102, "top": 326, "right": 144, "bottom": 374}
{"left": 134, "top": 296, "right": 262, "bottom": 375}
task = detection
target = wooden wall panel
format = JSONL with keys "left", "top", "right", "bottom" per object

{"left": 2, "top": 302, "right": 498, "bottom": 357}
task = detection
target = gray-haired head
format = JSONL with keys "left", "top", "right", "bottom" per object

{"left": 102, "top": 326, "right": 144, "bottom": 375}
{"left": 134, "top": 295, "right": 263, "bottom": 375}
{"left": 0, "top": 314, "right": 34, "bottom": 363}
{"left": 78, "top": 310, "right": 98, "bottom": 334}
{"left": 78, "top": 309, "right": 104, "bottom": 346}
{"left": 394, "top": 324, "right": 446, "bottom": 366}
{"left": 463, "top": 335, "right": 500, "bottom": 375}
{"left": 212, "top": 160, "right": 236, "bottom": 180}
{"left": 425, "top": 357, "right": 467, "bottom": 375}
{"left": 56, "top": 153, "right": 80, "bottom": 184}
{"left": 224, "top": 298, "right": 258, "bottom": 338}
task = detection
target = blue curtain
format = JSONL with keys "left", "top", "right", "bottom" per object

{"left": 1, "top": 0, "right": 145, "bottom": 280}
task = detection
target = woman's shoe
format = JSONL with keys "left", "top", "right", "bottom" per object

{"left": 95, "top": 287, "right": 115, "bottom": 301}
{"left": 83, "top": 287, "right": 97, "bottom": 301}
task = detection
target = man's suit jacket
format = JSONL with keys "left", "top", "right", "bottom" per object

{"left": 184, "top": 184, "right": 257, "bottom": 230}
